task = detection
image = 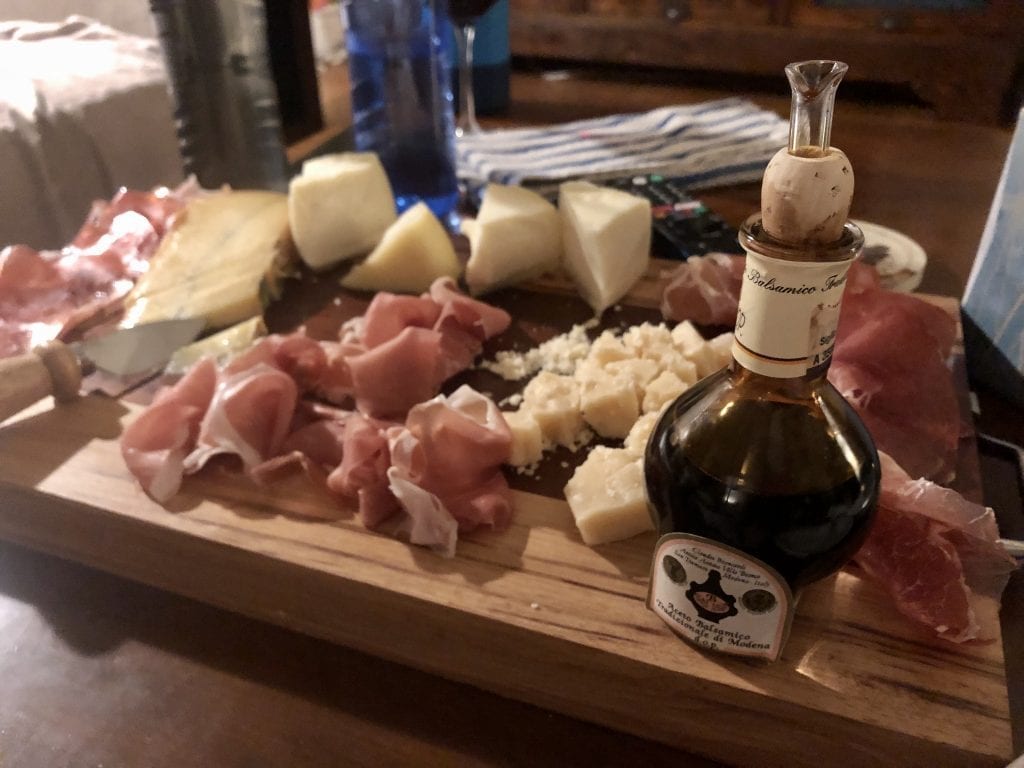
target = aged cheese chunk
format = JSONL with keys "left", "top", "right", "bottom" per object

{"left": 655, "top": 351, "right": 698, "bottom": 387}
{"left": 564, "top": 446, "right": 653, "bottom": 546}
{"left": 465, "top": 183, "right": 561, "bottom": 295}
{"left": 522, "top": 371, "right": 586, "bottom": 449}
{"left": 558, "top": 181, "right": 651, "bottom": 314}
{"left": 503, "top": 408, "right": 545, "bottom": 467}
{"left": 604, "top": 357, "right": 659, "bottom": 397}
{"left": 624, "top": 410, "right": 661, "bottom": 456}
{"left": 288, "top": 152, "right": 397, "bottom": 270}
{"left": 340, "top": 202, "right": 460, "bottom": 294}
{"left": 587, "top": 330, "right": 630, "bottom": 367}
{"left": 706, "top": 332, "right": 734, "bottom": 373}
{"left": 165, "top": 315, "right": 267, "bottom": 374}
{"left": 124, "top": 190, "right": 294, "bottom": 330}
{"left": 579, "top": 369, "right": 639, "bottom": 439}
{"left": 642, "top": 370, "right": 688, "bottom": 414}
{"left": 670, "top": 320, "right": 705, "bottom": 357}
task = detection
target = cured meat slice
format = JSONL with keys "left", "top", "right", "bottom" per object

{"left": 346, "top": 327, "right": 448, "bottom": 417}
{"left": 0, "top": 185, "right": 189, "bottom": 358}
{"left": 853, "top": 453, "right": 1017, "bottom": 642}
{"left": 660, "top": 252, "right": 745, "bottom": 327}
{"left": 428, "top": 277, "right": 513, "bottom": 340}
{"left": 120, "top": 358, "right": 217, "bottom": 502}
{"left": 385, "top": 386, "right": 513, "bottom": 555}
{"left": 326, "top": 413, "right": 400, "bottom": 527}
{"left": 361, "top": 293, "right": 441, "bottom": 348}
{"left": 831, "top": 286, "right": 960, "bottom": 482}
{"left": 185, "top": 363, "right": 298, "bottom": 472}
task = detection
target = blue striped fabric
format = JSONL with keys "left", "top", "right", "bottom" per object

{"left": 455, "top": 98, "right": 789, "bottom": 189}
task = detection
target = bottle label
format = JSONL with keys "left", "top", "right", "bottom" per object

{"left": 732, "top": 250, "right": 854, "bottom": 378}
{"left": 647, "top": 533, "right": 794, "bottom": 662}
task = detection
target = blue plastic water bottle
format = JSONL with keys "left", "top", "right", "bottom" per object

{"left": 343, "top": 0, "right": 459, "bottom": 225}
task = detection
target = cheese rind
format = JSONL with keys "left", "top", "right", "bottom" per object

{"left": 124, "top": 190, "right": 293, "bottom": 330}
{"left": 340, "top": 202, "right": 460, "bottom": 294}
{"left": 288, "top": 152, "right": 397, "bottom": 270}
{"left": 558, "top": 181, "right": 651, "bottom": 314}
{"left": 465, "top": 183, "right": 561, "bottom": 295}
{"left": 564, "top": 446, "right": 653, "bottom": 545}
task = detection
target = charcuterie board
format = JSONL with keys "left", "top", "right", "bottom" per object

{"left": 0, "top": 262, "right": 1012, "bottom": 768}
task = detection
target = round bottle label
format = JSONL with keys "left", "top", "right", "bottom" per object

{"left": 732, "top": 249, "right": 854, "bottom": 378}
{"left": 647, "top": 533, "right": 794, "bottom": 661}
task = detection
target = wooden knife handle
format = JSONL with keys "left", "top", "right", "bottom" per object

{"left": 0, "top": 341, "right": 82, "bottom": 423}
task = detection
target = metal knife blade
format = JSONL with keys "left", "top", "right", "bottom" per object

{"left": 0, "top": 318, "right": 206, "bottom": 424}
{"left": 74, "top": 318, "right": 206, "bottom": 377}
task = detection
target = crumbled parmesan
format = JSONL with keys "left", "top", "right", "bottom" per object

{"left": 479, "top": 319, "right": 598, "bottom": 380}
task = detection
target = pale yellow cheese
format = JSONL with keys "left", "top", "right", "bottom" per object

{"left": 503, "top": 408, "right": 545, "bottom": 467}
{"left": 288, "top": 152, "right": 397, "bottom": 270}
{"left": 624, "top": 410, "right": 661, "bottom": 456}
{"left": 642, "top": 370, "right": 688, "bottom": 414}
{"left": 564, "top": 446, "right": 653, "bottom": 546}
{"left": 705, "top": 332, "right": 734, "bottom": 374}
{"left": 579, "top": 369, "right": 639, "bottom": 440}
{"left": 558, "top": 181, "right": 651, "bottom": 315}
{"left": 165, "top": 316, "right": 267, "bottom": 374}
{"left": 124, "top": 190, "right": 293, "bottom": 330}
{"left": 465, "top": 183, "right": 561, "bottom": 295}
{"left": 521, "top": 371, "right": 586, "bottom": 449}
{"left": 340, "top": 202, "right": 459, "bottom": 294}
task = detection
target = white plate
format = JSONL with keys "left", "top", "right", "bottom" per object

{"left": 853, "top": 219, "right": 928, "bottom": 293}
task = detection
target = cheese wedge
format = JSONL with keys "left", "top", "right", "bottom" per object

{"left": 465, "top": 183, "right": 561, "bottom": 295}
{"left": 124, "top": 190, "right": 294, "bottom": 330}
{"left": 558, "top": 181, "right": 651, "bottom": 314}
{"left": 340, "top": 202, "right": 460, "bottom": 294}
{"left": 165, "top": 316, "right": 267, "bottom": 374}
{"left": 564, "top": 446, "right": 653, "bottom": 546}
{"left": 288, "top": 152, "right": 397, "bottom": 270}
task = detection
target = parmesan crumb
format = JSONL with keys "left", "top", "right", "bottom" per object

{"left": 479, "top": 321, "right": 595, "bottom": 380}
{"left": 530, "top": 602, "right": 540, "bottom": 610}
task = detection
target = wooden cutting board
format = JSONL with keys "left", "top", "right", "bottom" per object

{"left": 0, "top": 263, "right": 1012, "bottom": 768}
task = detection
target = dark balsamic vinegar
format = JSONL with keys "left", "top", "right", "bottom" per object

{"left": 644, "top": 367, "right": 880, "bottom": 591}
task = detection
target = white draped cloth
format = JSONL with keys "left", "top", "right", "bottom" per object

{"left": 0, "top": 16, "right": 184, "bottom": 250}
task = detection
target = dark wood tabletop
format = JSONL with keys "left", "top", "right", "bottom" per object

{"left": 1, "top": 64, "right": 1020, "bottom": 768}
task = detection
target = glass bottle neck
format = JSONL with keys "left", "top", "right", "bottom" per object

{"left": 728, "top": 357, "right": 830, "bottom": 401}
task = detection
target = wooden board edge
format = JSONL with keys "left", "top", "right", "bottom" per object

{"left": 0, "top": 482, "right": 1008, "bottom": 768}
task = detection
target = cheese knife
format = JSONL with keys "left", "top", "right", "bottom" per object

{"left": 0, "top": 318, "right": 205, "bottom": 423}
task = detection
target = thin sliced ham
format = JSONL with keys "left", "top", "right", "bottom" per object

{"left": 326, "top": 413, "right": 400, "bottom": 527}
{"left": 853, "top": 453, "right": 1017, "bottom": 643}
{"left": 660, "top": 252, "right": 745, "bottom": 327}
{"left": 385, "top": 386, "right": 513, "bottom": 555}
{"left": 0, "top": 184, "right": 192, "bottom": 358}
{"left": 346, "top": 327, "right": 448, "bottom": 417}
{"left": 120, "top": 358, "right": 217, "bottom": 502}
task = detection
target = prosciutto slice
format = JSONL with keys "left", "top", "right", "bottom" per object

{"left": 831, "top": 278, "right": 960, "bottom": 482}
{"left": 660, "top": 253, "right": 745, "bottom": 327}
{"left": 0, "top": 184, "right": 191, "bottom": 358}
{"left": 120, "top": 358, "right": 217, "bottom": 502}
{"left": 386, "top": 386, "right": 513, "bottom": 556}
{"left": 853, "top": 453, "right": 1017, "bottom": 642}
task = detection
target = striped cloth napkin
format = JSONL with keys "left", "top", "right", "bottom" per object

{"left": 455, "top": 98, "right": 788, "bottom": 190}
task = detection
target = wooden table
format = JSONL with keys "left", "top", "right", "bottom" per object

{"left": 1, "top": 64, "right": 1020, "bottom": 768}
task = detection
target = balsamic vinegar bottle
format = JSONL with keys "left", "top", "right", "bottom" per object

{"left": 644, "top": 61, "right": 880, "bottom": 662}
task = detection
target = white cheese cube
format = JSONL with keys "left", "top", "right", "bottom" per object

{"left": 685, "top": 342, "right": 721, "bottom": 379}
{"left": 340, "top": 203, "right": 460, "bottom": 294}
{"left": 587, "top": 330, "right": 629, "bottom": 367}
{"left": 670, "top": 320, "right": 705, "bottom": 357}
{"left": 656, "top": 351, "right": 698, "bottom": 386}
{"left": 522, "top": 371, "right": 585, "bottom": 448}
{"left": 465, "top": 184, "right": 561, "bottom": 295}
{"left": 604, "top": 357, "right": 660, "bottom": 396}
{"left": 288, "top": 152, "right": 397, "bottom": 270}
{"left": 642, "top": 370, "right": 688, "bottom": 414}
{"left": 624, "top": 410, "right": 661, "bottom": 456}
{"left": 706, "top": 332, "right": 734, "bottom": 373}
{"left": 621, "top": 322, "right": 674, "bottom": 361}
{"left": 558, "top": 181, "right": 651, "bottom": 315}
{"left": 579, "top": 370, "right": 639, "bottom": 439}
{"left": 564, "top": 447, "right": 653, "bottom": 546}
{"left": 502, "top": 409, "right": 545, "bottom": 467}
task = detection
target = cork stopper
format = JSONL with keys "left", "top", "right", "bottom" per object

{"left": 761, "top": 61, "right": 854, "bottom": 246}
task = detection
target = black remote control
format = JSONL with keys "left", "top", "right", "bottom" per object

{"left": 601, "top": 174, "right": 743, "bottom": 261}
